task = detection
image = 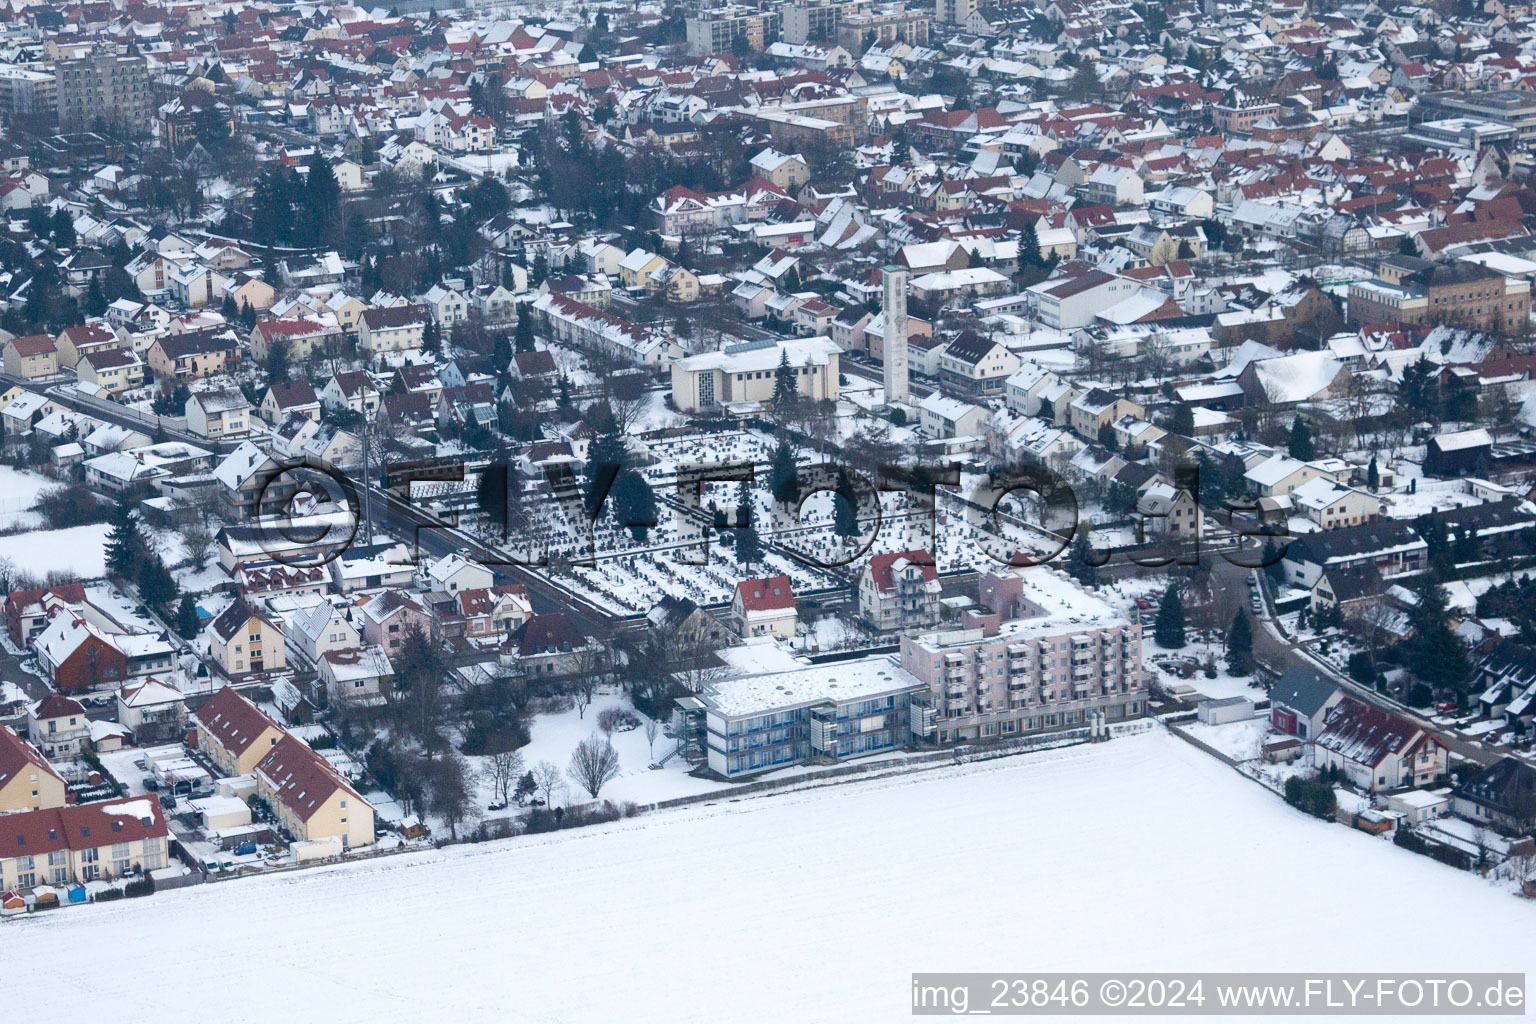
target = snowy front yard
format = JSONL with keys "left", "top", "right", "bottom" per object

{"left": 455, "top": 693, "right": 726, "bottom": 827}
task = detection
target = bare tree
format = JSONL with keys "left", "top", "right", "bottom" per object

{"left": 597, "top": 706, "right": 620, "bottom": 736}
{"left": 644, "top": 716, "right": 660, "bottom": 758}
{"left": 572, "top": 679, "right": 595, "bottom": 719}
{"left": 482, "top": 748, "right": 525, "bottom": 808}
{"left": 568, "top": 637, "right": 610, "bottom": 717}
{"left": 606, "top": 370, "right": 651, "bottom": 435}
{"left": 532, "top": 759, "right": 565, "bottom": 807}
{"left": 181, "top": 520, "right": 214, "bottom": 570}
{"left": 568, "top": 733, "right": 621, "bottom": 799}
{"left": 426, "top": 752, "right": 474, "bottom": 841}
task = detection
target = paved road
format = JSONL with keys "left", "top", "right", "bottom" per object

{"left": 0, "top": 373, "right": 240, "bottom": 454}
{"left": 0, "top": 645, "right": 48, "bottom": 702}
{"left": 1242, "top": 558, "right": 1516, "bottom": 771}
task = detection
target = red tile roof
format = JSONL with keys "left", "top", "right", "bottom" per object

{"left": 0, "top": 797, "right": 168, "bottom": 861}
{"left": 735, "top": 575, "right": 795, "bottom": 612}
{"left": 192, "top": 686, "right": 279, "bottom": 759}
{"left": 865, "top": 550, "right": 938, "bottom": 594}
{"left": 255, "top": 734, "right": 361, "bottom": 823}
{"left": 0, "top": 725, "right": 64, "bottom": 795}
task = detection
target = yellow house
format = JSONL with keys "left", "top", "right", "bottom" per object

{"left": 223, "top": 273, "right": 276, "bottom": 312}
{"left": 0, "top": 798, "right": 171, "bottom": 889}
{"left": 325, "top": 293, "right": 368, "bottom": 334}
{"left": 76, "top": 348, "right": 146, "bottom": 394}
{"left": 255, "top": 735, "right": 375, "bottom": 849}
{"left": 54, "top": 323, "right": 118, "bottom": 368}
{"left": 619, "top": 248, "right": 667, "bottom": 290}
{"left": 208, "top": 598, "right": 286, "bottom": 677}
{"left": 2, "top": 334, "right": 59, "bottom": 378}
{"left": 191, "top": 686, "right": 285, "bottom": 776}
{"left": 0, "top": 725, "right": 68, "bottom": 812}
{"left": 663, "top": 265, "right": 700, "bottom": 304}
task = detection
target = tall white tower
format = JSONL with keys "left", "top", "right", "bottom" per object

{"left": 882, "top": 265, "right": 909, "bottom": 406}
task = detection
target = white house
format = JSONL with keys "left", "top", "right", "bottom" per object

{"left": 423, "top": 553, "right": 495, "bottom": 594}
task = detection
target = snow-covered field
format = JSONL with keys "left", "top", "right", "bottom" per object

{"left": 0, "top": 465, "right": 53, "bottom": 529}
{"left": 9, "top": 731, "right": 1532, "bottom": 1023}
{"left": 0, "top": 522, "right": 110, "bottom": 578}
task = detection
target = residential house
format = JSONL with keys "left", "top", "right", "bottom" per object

{"left": 76, "top": 348, "right": 145, "bottom": 395}
{"left": 935, "top": 330, "right": 1021, "bottom": 397}
{"left": 858, "top": 549, "right": 941, "bottom": 631}
{"left": 0, "top": 725, "right": 67, "bottom": 812}
{"left": 318, "top": 646, "right": 394, "bottom": 706}
{"left": 509, "top": 612, "right": 597, "bottom": 677}
{"left": 292, "top": 600, "right": 360, "bottom": 664}
{"left": 33, "top": 615, "right": 128, "bottom": 694}
{"left": 1280, "top": 520, "right": 1427, "bottom": 589}
{"left": 191, "top": 686, "right": 285, "bottom": 776}
{"left": 253, "top": 735, "right": 375, "bottom": 849}
{"left": 146, "top": 328, "right": 243, "bottom": 380}
{"left": 1313, "top": 696, "right": 1449, "bottom": 792}
{"left": 359, "top": 590, "right": 432, "bottom": 653}
{"left": 25, "top": 694, "right": 89, "bottom": 759}
{"left": 114, "top": 679, "right": 186, "bottom": 745}
{"left": 185, "top": 386, "right": 251, "bottom": 440}
{"left": 358, "top": 304, "right": 430, "bottom": 355}
{"left": 1268, "top": 668, "right": 1343, "bottom": 739}
{"left": 1452, "top": 757, "right": 1536, "bottom": 832}
{"left": 731, "top": 576, "right": 798, "bottom": 639}
{"left": 207, "top": 599, "right": 286, "bottom": 677}
{"left": 2, "top": 335, "right": 58, "bottom": 378}
{"left": 0, "top": 798, "right": 171, "bottom": 889}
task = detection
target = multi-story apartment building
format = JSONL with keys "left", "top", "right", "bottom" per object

{"left": 858, "top": 549, "right": 942, "bottom": 631}
{"left": 0, "top": 64, "right": 56, "bottom": 122}
{"left": 837, "top": 6, "right": 931, "bottom": 52}
{"left": 679, "top": 655, "right": 929, "bottom": 778}
{"left": 685, "top": 7, "right": 781, "bottom": 56}
{"left": 0, "top": 798, "right": 170, "bottom": 889}
{"left": 56, "top": 52, "right": 150, "bottom": 131}
{"left": 935, "top": 0, "right": 976, "bottom": 25}
{"left": 781, "top": 0, "right": 855, "bottom": 43}
{"left": 900, "top": 568, "right": 1145, "bottom": 744}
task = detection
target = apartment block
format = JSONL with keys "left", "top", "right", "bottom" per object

{"left": 0, "top": 64, "right": 56, "bottom": 121}
{"left": 899, "top": 568, "right": 1146, "bottom": 744}
{"left": 56, "top": 53, "right": 150, "bottom": 131}
{"left": 1347, "top": 258, "right": 1530, "bottom": 333}
{"left": 934, "top": 0, "right": 976, "bottom": 25}
{"left": 678, "top": 656, "right": 929, "bottom": 778}
{"left": 685, "top": 8, "right": 781, "bottom": 56}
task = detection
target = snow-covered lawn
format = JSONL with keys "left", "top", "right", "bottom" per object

{"left": 0, "top": 522, "right": 110, "bottom": 578}
{"left": 0, "top": 465, "right": 53, "bottom": 529}
{"left": 1180, "top": 716, "right": 1271, "bottom": 761}
{"left": 459, "top": 693, "right": 724, "bottom": 820}
{"left": 9, "top": 731, "right": 1532, "bottom": 1024}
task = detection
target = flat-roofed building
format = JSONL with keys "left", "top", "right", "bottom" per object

{"left": 900, "top": 567, "right": 1146, "bottom": 745}
{"left": 679, "top": 655, "right": 929, "bottom": 778}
